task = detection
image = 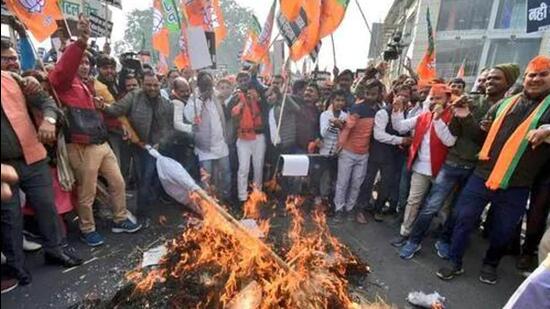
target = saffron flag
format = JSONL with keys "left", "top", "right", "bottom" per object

{"left": 153, "top": 0, "right": 170, "bottom": 56}
{"left": 456, "top": 59, "right": 466, "bottom": 78}
{"left": 183, "top": 0, "right": 226, "bottom": 47}
{"left": 158, "top": 53, "right": 169, "bottom": 75}
{"left": 161, "top": 0, "right": 182, "bottom": 32}
{"left": 242, "top": 16, "right": 262, "bottom": 63}
{"left": 276, "top": 0, "right": 322, "bottom": 61}
{"left": 319, "top": 0, "right": 350, "bottom": 39}
{"left": 4, "top": 0, "right": 62, "bottom": 42}
{"left": 279, "top": 0, "right": 304, "bottom": 20}
{"left": 416, "top": 8, "right": 437, "bottom": 81}
{"left": 174, "top": 27, "right": 191, "bottom": 70}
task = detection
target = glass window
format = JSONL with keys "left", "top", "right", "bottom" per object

{"left": 436, "top": 0, "right": 493, "bottom": 31}
{"left": 495, "top": 0, "right": 527, "bottom": 29}
{"left": 436, "top": 39, "right": 484, "bottom": 79}
{"left": 486, "top": 39, "right": 541, "bottom": 74}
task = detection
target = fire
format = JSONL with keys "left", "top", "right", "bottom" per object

{"left": 125, "top": 189, "right": 371, "bottom": 308}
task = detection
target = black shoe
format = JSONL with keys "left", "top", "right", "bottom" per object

{"left": 45, "top": 248, "right": 83, "bottom": 268}
{"left": 390, "top": 235, "right": 408, "bottom": 247}
{"left": 479, "top": 264, "right": 498, "bottom": 285}
{"left": 436, "top": 262, "right": 464, "bottom": 281}
{"left": 332, "top": 211, "right": 344, "bottom": 223}
{"left": 373, "top": 212, "right": 384, "bottom": 222}
{"left": 516, "top": 255, "right": 535, "bottom": 271}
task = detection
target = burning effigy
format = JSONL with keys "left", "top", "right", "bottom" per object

{"left": 86, "top": 188, "right": 372, "bottom": 309}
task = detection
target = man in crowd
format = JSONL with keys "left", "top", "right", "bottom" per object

{"left": 271, "top": 74, "right": 285, "bottom": 90}
{"left": 399, "top": 64, "right": 520, "bottom": 260}
{"left": 333, "top": 79, "right": 381, "bottom": 222}
{"left": 161, "top": 69, "right": 181, "bottom": 99}
{"left": 101, "top": 70, "right": 174, "bottom": 220}
{"left": 437, "top": 56, "right": 550, "bottom": 285}
{"left": 390, "top": 84, "right": 456, "bottom": 247}
{"left": 231, "top": 85, "right": 267, "bottom": 203}
{"left": 359, "top": 84, "right": 412, "bottom": 223}
{"left": 297, "top": 83, "right": 322, "bottom": 154}
{"left": 49, "top": 16, "right": 141, "bottom": 247}
{"left": 123, "top": 73, "right": 140, "bottom": 94}
{"left": 449, "top": 78, "right": 466, "bottom": 97}
{"left": 1, "top": 69, "right": 84, "bottom": 292}
{"left": 334, "top": 69, "right": 355, "bottom": 110}
{"left": 171, "top": 77, "right": 198, "bottom": 180}
{"left": 184, "top": 71, "right": 231, "bottom": 201}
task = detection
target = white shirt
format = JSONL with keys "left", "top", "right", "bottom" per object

{"left": 183, "top": 95, "right": 229, "bottom": 161}
{"left": 373, "top": 109, "right": 404, "bottom": 145}
{"left": 173, "top": 99, "right": 193, "bottom": 134}
{"left": 392, "top": 111, "right": 457, "bottom": 176}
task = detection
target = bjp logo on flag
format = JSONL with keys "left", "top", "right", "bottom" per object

{"left": 18, "top": 0, "right": 45, "bottom": 13}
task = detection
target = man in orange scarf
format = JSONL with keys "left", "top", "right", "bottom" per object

{"left": 437, "top": 55, "right": 550, "bottom": 285}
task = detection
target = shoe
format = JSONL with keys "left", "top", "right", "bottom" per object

{"left": 346, "top": 211, "right": 355, "bottom": 221}
{"left": 516, "top": 255, "right": 534, "bottom": 271}
{"left": 1, "top": 278, "right": 18, "bottom": 294}
{"left": 356, "top": 212, "right": 368, "bottom": 224}
{"left": 23, "top": 236, "right": 42, "bottom": 252}
{"left": 80, "top": 231, "right": 105, "bottom": 247}
{"left": 373, "top": 212, "right": 384, "bottom": 222}
{"left": 390, "top": 235, "right": 408, "bottom": 247}
{"left": 435, "top": 240, "right": 450, "bottom": 260}
{"left": 45, "top": 248, "right": 83, "bottom": 268}
{"left": 400, "top": 241, "right": 422, "bottom": 260}
{"left": 112, "top": 219, "right": 142, "bottom": 233}
{"left": 479, "top": 264, "right": 498, "bottom": 285}
{"left": 436, "top": 262, "right": 464, "bottom": 281}
{"left": 332, "top": 211, "right": 345, "bottom": 223}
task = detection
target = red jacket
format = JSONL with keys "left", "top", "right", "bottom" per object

{"left": 407, "top": 108, "right": 453, "bottom": 177}
{"left": 48, "top": 41, "right": 108, "bottom": 144}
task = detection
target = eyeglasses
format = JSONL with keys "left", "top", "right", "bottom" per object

{"left": 1, "top": 56, "right": 18, "bottom": 63}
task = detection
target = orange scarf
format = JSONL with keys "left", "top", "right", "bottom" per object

{"left": 479, "top": 94, "right": 550, "bottom": 190}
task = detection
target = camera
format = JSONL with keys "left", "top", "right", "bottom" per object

{"left": 383, "top": 31, "right": 405, "bottom": 61}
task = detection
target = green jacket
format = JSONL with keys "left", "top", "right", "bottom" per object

{"left": 446, "top": 95, "right": 494, "bottom": 167}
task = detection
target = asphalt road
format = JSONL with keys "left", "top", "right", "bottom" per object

{"left": 1, "top": 199, "right": 525, "bottom": 309}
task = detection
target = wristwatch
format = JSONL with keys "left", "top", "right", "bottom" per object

{"left": 44, "top": 116, "right": 57, "bottom": 125}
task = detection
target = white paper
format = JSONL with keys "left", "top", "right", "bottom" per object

{"left": 141, "top": 245, "right": 167, "bottom": 268}
{"left": 187, "top": 26, "right": 213, "bottom": 70}
{"left": 240, "top": 219, "right": 264, "bottom": 238}
{"left": 281, "top": 155, "right": 309, "bottom": 176}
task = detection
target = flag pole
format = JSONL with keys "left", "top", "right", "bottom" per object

{"left": 56, "top": 1, "right": 73, "bottom": 38}
{"left": 258, "top": 32, "right": 282, "bottom": 63}
{"left": 330, "top": 34, "right": 337, "bottom": 68}
{"left": 274, "top": 56, "right": 291, "bottom": 146}
{"left": 354, "top": 0, "right": 378, "bottom": 60}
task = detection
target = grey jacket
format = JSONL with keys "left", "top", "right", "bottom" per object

{"left": 103, "top": 89, "right": 174, "bottom": 145}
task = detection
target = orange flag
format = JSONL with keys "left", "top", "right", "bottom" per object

{"left": 184, "top": 0, "right": 226, "bottom": 47}
{"left": 4, "top": 0, "right": 62, "bottom": 42}
{"left": 153, "top": 0, "right": 170, "bottom": 56}
{"left": 456, "top": 59, "right": 466, "bottom": 78}
{"left": 279, "top": 0, "right": 304, "bottom": 20}
{"left": 184, "top": 0, "right": 208, "bottom": 28}
{"left": 208, "top": 0, "right": 227, "bottom": 46}
{"left": 158, "top": 53, "right": 169, "bottom": 75}
{"left": 174, "top": 27, "right": 190, "bottom": 70}
{"left": 417, "top": 8, "right": 436, "bottom": 81}
{"left": 319, "top": 0, "right": 350, "bottom": 39}
{"left": 289, "top": 0, "right": 321, "bottom": 61}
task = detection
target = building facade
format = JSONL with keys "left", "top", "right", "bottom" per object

{"left": 382, "top": 0, "right": 549, "bottom": 83}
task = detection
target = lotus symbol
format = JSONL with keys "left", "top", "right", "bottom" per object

{"left": 18, "top": 0, "right": 45, "bottom": 13}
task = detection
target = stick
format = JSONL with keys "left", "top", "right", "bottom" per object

{"left": 274, "top": 63, "right": 291, "bottom": 147}
{"left": 330, "top": 34, "right": 337, "bottom": 68}
{"left": 257, "top": 32, "right": 281, "bottom": 63}
{"left": 354, "top": 0, "right": 377, "bottom": 59}
{"left": 193, "top": 188, "right": 291, "bottom": 272}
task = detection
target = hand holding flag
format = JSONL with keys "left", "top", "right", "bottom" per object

{"left": 77, "top": 14, "right": 91, "bottom": 45}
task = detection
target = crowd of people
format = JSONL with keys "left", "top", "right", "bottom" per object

{"left": 1, "top": 16, "right": 549, "bottom": 300}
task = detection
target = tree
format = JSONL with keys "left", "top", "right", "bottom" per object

{"left": 114, "top": 0, "right": 254, "bottom": 73}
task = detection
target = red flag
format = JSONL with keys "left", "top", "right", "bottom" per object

{"left": 4, "top": 0, "right": 62, "bottom": 42}
{"left": 456, "top": 59, "right": 466, "bottom": 78}
{"left": 416, "top": 8, "right": 436, "bottom": 81}
{"left": 153, "top": 0, "right": 170, "bottom": 56}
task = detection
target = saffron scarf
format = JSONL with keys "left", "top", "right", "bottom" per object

{"left": 479, "top": 94, "right": 550, "bottom": 190}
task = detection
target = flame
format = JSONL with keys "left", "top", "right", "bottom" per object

{"left": 128, "top": 190, "right": 370, "bottom": 308}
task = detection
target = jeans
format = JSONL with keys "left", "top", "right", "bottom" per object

{"left": 408, "top": 163, "right": 473, "bottom": 244}
{"left": 398, "top": 160, "right": 412, "bottom": 212}
{"left": 449, "top": 174, "right": 529, "bottom": 268}
{"left": 133, "top": 146, "right": 162, "bottom": 219}
{"left": 359, "top": 155, "right": 397, "bottom": 213}
{"left": 236, "top": 135, "right": 266, "bottom": 201}
{"left": 108, "top": 131, "right": 131, "bottom": 182}
{"left": 1, "top": 159, "right": 63, "bottom": 280}
{"left": 200, "top": 156, "right": 232, "bottom": 201}
{"left": 333, "top": 150, "right": 369, "bottom": 212}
